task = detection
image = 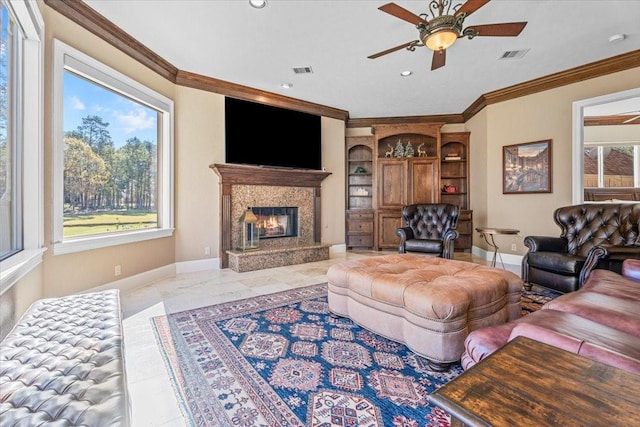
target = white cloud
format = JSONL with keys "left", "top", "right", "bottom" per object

{"left": 70, "top": 96, "right": 85, "bottom": 110}
{"left": 116, "top": 108, "right": 156, "bottom": 134}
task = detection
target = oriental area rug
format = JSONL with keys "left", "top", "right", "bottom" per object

{"left": 151, "top": 283, "right": 559, "bottom": 427}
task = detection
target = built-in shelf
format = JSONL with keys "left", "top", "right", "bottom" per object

{"left": 441, "top": 132, "right": 472, "bottom": 252}
{"left": 346, "top": 136, "right": 374, "bottom": 249}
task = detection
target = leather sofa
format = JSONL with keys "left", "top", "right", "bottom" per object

{"left": 522, "top": 203, "right": 640, "bottom": 293}
{"left": 462, "top": 259, "right": 640, "bottom": 374}
{"left": 396, "top": 203, "right": 460, "bottom": 259}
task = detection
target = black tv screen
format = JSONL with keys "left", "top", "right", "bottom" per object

{"left": 225, "top": 97, "right": 322, "bottom": 170}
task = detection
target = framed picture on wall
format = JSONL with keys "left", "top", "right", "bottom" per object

{"left": 503, "top": 140, "right": 552, "bottom": 194}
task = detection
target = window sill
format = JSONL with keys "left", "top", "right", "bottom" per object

{"left": 0, "top": 248, "right": 47, "bottom": 295}
{"left": 52, "top": 228, "right": 174, "bottom": 256}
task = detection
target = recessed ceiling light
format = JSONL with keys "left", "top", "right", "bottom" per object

{"left": 608, "top": 33, "right": 626, "bottom": 43}
{"left": 281, "top": 83, "right": 293, "bottom": 89}
{"left": 249, "top": 0, "right": 267, "bottom": 9}
{"left": 400, "top": 70, "right": 413, "bottom": 77}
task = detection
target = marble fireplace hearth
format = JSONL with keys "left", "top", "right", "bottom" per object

{"left": 211, "top": 163, "right": 331, "bottom": 272}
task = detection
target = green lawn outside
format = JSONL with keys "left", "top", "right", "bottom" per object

{"left": 63, "top": 211, "right": 158, "bottom": 237}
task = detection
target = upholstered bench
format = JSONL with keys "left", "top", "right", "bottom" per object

{"left": 0, "top": 289, "right": 130, "bottom": 426}
{"left": 327, "top": 254, "right": 522, "bottom": 370}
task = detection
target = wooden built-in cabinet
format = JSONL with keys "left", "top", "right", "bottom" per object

{"left": 346, "top": 125, "right": 473, "bottom": 253}
{"left": 440, "top": 132, "right": 472, "bottom": 251}
{"left": 372, "top": 123, "right": 442, "bottom": 250}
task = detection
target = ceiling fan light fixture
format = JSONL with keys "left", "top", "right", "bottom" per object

{"left": 424, "top": 29, "right": 458, "bottom": 51}
{"left": 249, "top": 0, "right": 267, "bottom": 9}
{"left": 419, "top": 14, "right": 463, "bottom": 51}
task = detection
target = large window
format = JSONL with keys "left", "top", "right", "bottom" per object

{"left": 0, "top": 0, "right": 44, "bottom": 293}
{"left": 52, "top": 39, "right": 173, "bottom": 255}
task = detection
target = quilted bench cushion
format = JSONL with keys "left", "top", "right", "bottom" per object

{"left": 0, "top": 289, "right": 130, "bottom": 426}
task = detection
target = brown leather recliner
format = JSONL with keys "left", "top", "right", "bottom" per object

{"left": 396, "top": 203, "right": 460, "bottom": 259}
{"left": 522, "top": 203, "right": 640, "bottom": 293}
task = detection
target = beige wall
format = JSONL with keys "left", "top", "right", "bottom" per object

{"left": 584, "top": 124, "right": 640, "bottom": 144}
{"left": 479, "top": 68, "right": 640, "bottom": 255}
{"left": 321, "top": 117, "right": 346, "bottom": 245}
{"left": 4, "top": 1, "right": 639, "bottom": 330}
{"left": 174, "top": 87, "right": 224, "bottom": 261}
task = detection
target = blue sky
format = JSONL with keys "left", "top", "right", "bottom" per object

{"left": 63, "top": 71, "right": 157, "bottom": 148}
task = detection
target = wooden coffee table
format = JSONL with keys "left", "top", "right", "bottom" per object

{"left": 429, "top": 336, "right": 640, "bottom": 427}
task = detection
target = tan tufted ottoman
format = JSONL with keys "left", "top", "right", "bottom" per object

{"left": 327, "top": 254, "right": 523, "bottom": 370}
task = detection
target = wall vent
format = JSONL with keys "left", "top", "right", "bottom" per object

{"left": 293, "top": 66, "right": 314, "bottom": 74}
{"left": 499, "top": 49, "right": 529, "bottom": 60}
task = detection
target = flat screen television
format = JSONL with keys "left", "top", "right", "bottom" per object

{"left": 225, "top": 97, "right": 322, "bottom": 170}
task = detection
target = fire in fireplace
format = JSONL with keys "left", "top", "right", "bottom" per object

{"left": 253, "top": 207, "right": 298, "bottom": 239}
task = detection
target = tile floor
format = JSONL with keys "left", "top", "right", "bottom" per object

{"left": 120, "top": 251, "right": 515, "bottom": 426}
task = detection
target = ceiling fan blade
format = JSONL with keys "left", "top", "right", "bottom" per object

{"left": 378, "top": 3, "right": 427, "bottom": 25}
{"left": 455, "top": 0, "right": 491, "bottom": 17}
{"left": 467, "top": 22, "right": 527, "bottom": 37}
{"left": 623, "top": 115, "right": 640, "bottom": 124}
{"left": 368, "top": 41, "right": 416, "bottom": 59}
{"left": 431, "top": 49, "right": 446, "bottom": 70}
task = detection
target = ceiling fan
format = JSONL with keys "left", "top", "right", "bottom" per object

{"left": 368, "top": 0, "right": 527, "bottom": 70}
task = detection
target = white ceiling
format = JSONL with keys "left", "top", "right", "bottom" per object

{"left": 83, "top": 0, "right": 640, "bottom": 119}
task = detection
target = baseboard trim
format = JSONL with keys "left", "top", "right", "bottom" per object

{"left": 472, "top": 245, "right": 523, "bottom": 269}
{"left": 175, "top": 258, "right": 220, "bottom": 274}
{"left": 89, "top": 243, "right": 356, "bottom": 294}
{"left": 330, "top": 244, "right": 347, "bottom": 256}
{"left": 87, "top": 264, "right": 176, "bottom": 294}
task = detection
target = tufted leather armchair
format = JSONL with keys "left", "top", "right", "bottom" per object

{"left": 522, "top": 203, "right": 640, "bottom": 293}
{"left": 396, "top": 203, "right": 460, "bottom": 259}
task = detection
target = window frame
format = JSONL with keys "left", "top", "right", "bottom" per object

{"left": 0, "top": 0, "right": 45, "bottom": 294}
{"left": 52, "top": 39, "right": 174, "bottom": 255}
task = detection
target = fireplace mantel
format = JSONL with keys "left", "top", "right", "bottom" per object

{"left": 210, "top": 163, "right": 331, "bottom": 269}
{"left": 211, "top": 163, "right": 331, "bottom": 187}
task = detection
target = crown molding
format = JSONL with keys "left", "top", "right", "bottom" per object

{"left": 43, "top": 0, "right": 179, "bottom": 82}
{"left": 44, "top": 0, "right": 348, "bottom": 121}
{"left": 462, "top": 50, "right": 640, "bottom": 122}
{"left": 347, "top": 114, "right": 464, "bottom": 128}
{"left": 584, "top": 115, "right": 640, "bottom": 126}
{"left": 45, "top": 0, "right": 638, "bottom": 125}
{"left": 176, "top": 71, "right": 349, "bottom": 121}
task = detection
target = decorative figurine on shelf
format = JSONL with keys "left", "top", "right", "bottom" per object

{"left": 417, "top": 143, "right": 427, "bottom": 157}
{"left": 354, "top": 166, "right": 367, "bottom": 173}
{"left": 394, "top": 140, "right": 405, "bottom": 158}
{"left": 405, "top": 141, "right": 414, "bottom": 157}
{"left": 385, "top": 143, "right": 394, "bottom": 158}
{"left": 442, "top": 185, "right": 457, "bottom": 193}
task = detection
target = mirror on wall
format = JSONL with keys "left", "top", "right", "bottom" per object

{"left": 572, "top": 89, "right": 640, "bottom": 204}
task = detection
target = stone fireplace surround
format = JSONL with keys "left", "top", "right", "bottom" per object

{"left": 211, "top": 163, "right": 331, "bottom": 272}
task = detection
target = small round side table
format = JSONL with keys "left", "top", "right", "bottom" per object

{"left": 475, "top": 227, "right": 520, "bottom": 269}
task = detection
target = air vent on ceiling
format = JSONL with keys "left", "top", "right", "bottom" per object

{"left": 293, "top": 66, "right": 314, "bottom": 74}
{"left": 499, "top": 49, "right": 529, "bottom": 60}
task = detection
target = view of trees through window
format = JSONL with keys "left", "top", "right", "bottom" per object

{"left": 1, "top": 4, "right": 18, "bottom": 260}
{"left": 63, "top": 70, "right": 159, "bottom": 238}
{"left": 583, "top": 145, "right": 636, "bottom": 188}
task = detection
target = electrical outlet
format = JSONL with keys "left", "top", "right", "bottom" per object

{"left": 114, "top": 265, "right": 122, "bottom": 276}
{"left": 511, "top": 243, "right": 517, "bottom": 251}
{"left": 204, "top": 246, "right": 211, "bottom": 255}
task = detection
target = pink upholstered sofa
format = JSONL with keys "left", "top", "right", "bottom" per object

{"left": 462, "top": 259, "right": 640, "bottom": 374}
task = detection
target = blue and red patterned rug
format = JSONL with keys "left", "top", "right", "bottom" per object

{"left": 152, "top": 283, "right": 558, "bottom": 426}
